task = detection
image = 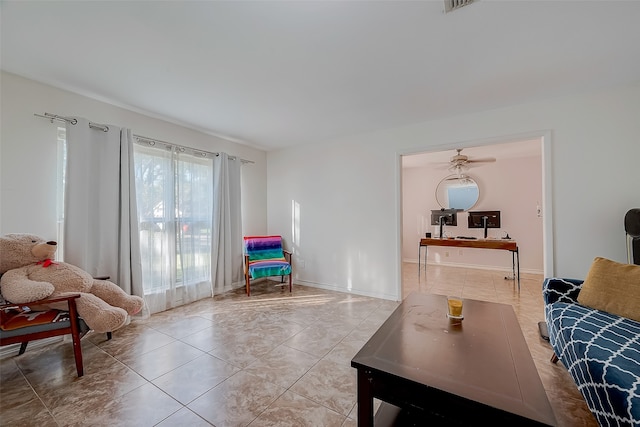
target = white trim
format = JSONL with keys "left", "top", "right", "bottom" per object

{"left": 295, "top": 279, "right": 398, "bottom": 301}
{"left": 394, "top": 151, "right": 404, "bottom": 302}
{"left": 540, "top": 130, "right": 554, "bottom": 277}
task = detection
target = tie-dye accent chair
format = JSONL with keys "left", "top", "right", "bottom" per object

{"left": 243, "top": 236, "right": 292, "bottom": 296}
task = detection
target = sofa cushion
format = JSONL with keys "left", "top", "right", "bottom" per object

{"left": 545, "top": 298, "right": 640, "bottom": 426}
{"left": 577, "top": 257, "right": 640, "bottom": 322}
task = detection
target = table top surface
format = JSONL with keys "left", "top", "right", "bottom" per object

{"left": 419, "top": 237, "right": 517, "bottom": 250}
{"left": 351, "top": 292, "right": 555, "bottom": 426}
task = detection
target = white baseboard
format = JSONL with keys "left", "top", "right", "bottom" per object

{"left": 0, "top": 337, "right": 63, "bottom": 360}
{"left": 294, "top": 279, "right": 400, "bottom": 302}
{"left": 403, "top": 259, "right": 543, "bottom": 275}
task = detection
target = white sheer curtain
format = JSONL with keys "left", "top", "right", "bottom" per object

{"left": 211, "top": 153, "right": 244, "bottom": 294}
{"left": 64, "top": 120, "right": 145, "bottom": 305}
{"left": 133, "top": 142, "right": 214, "bottom": 313}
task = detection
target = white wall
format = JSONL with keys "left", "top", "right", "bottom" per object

{"left": 5, "top": 72, "right": 637, "bottom": 302}
{"left": 0, "top": 72, "right": 268, "bottom": 240}
{"left": 402, "top": 152, "right": 543, "bottom": 273}
{"left": 268, "top": 81, "right": 640, "bottom": 301}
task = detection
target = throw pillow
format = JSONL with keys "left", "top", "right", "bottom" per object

{"left": 577, "top": 257, "right": 640, "bottom": 322}
{"left": 0, "top": 309, "right": 69, "bottom": 331}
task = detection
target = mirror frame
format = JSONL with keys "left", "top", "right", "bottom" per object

{"left": 435, "top": 174, "right": 480, "bottom": 211}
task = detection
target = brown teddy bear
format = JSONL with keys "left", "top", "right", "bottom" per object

{"left": 0, "top": 233, "right": 144, "bottom": 333}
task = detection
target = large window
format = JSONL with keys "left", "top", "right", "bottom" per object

{"left": 133, "top": 143, "right": 213, "bottom": 299}
{"left": 55, "top": 121, "right": 238, "bottom": 314}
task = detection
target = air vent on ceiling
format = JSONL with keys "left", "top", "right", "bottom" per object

{"left": 444, "top": 0, "right": 474, "bottom": 13}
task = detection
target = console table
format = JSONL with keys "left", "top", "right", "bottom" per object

{"left": 351, "top": 293, "right": 555, "bottom": 426}
{"left": 418, "top": 238, "right": 520, "bottom": 289}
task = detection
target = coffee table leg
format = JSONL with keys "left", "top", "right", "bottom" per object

{"left": 357, "top": 369, "right": 374, "bottom": 427}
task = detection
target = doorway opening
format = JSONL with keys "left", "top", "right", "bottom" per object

{"left": 398, "top": 132, "right": 552, "bottom": 300}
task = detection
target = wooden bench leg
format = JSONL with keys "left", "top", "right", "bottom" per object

{"left": 68, "top": 299, "right": 84, "bottom": 377}
{"left": 18, "top": 342, "right": 29, "bottom": 355}
{"left": 71, "top": 331, "right": 84, "bottom": 377}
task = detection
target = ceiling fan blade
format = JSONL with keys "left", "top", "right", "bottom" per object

{"left": 467, "top": 157, "right": 496, "bottom": 163}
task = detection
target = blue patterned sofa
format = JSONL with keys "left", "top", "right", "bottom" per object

{"left": 543, "top": 277, "right": 640, "bottom": 426}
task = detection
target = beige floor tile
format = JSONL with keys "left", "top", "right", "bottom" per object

{"left": 206, "top": 328, "right": 288, "bottom": 368}
{"left": 0, "top": 267, "right": 598, "bottom": 427}
{"left": 71, "top": 382, "right": 183, "bottom": 426}
{"left": 0, "top": 359, "right": 36, "bottom": 411}
{"left": 243, "top": 344, "right": 320, "bottom": 389}
{"left": 249, "top": 390, "right": 346, "bottom": 427}
{"left": 0, "top": 398, "right": 57, "bottom": 425}
{"left": 188, "top": 370, "right": 286, "bottom": 426}
{"left": 93, "top": 323, "right": 176, "bottom": 359}
{"left": 178, "top": 325, "right": 237, "bottom": 352}
{"left": 150, "top": 315, "right": 215, "bottom": 339}
{"left": 123, "top": 340, "right": 206, "bottom": 380}
{"left": 283, "top": 324, "right": 351, "bottom": 358}
{"left": 323, "top": 339, "right": 368, "bottom": 367}
{"left": 152, "top": 353, "right": 239, "bottom": 404}
{"left": 290, "top": 359, "right": 357, "bottom": 416}
{"left": 155, "top": 407, "right": 213, "bottom": 426}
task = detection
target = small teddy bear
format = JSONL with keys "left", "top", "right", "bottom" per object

{"left": 0, "top": 233, "right": 144, "bottom": 333}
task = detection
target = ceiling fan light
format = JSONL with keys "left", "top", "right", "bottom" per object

{"left": 449, "top": 163, "right": 468, "bottom": 177}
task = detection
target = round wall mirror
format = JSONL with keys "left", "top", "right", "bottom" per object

{"left": 435, "top": 175, "right": 480, "bottom": 211}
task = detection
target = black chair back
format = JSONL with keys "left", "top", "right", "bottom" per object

{"left": 625, "top": 208, "right": 640, "bottom": 265}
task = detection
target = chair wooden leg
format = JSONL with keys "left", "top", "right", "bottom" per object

{"left": 246, "top": 272, "right": 251, "bottom": 296}
{"left": 289, "top": 273, "right": 292, "bottom": 293}
{"left": 550, "top": 353, "right": 559, "bottom": 364}
{"left": 18, "top": 342, "right": 28, "bottom": 355}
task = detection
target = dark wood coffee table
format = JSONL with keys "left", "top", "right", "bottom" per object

{"left": 351, "top": 292, "right": 556, "bottom": 426}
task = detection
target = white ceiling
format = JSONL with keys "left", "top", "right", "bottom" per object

{"left": 2, "top": 1, "right": 640, "bottom": 151}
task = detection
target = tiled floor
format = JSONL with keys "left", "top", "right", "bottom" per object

{"left": 1, "top": 263, "right": 597, "bottom": 426}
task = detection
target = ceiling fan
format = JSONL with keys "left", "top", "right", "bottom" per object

{"left": 449, "top": 148, "right": 496, "bottom": 168}
{"left": 433, "top": 148, "right": 496, "bottom": 175}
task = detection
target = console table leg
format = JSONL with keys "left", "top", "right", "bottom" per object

{"left": 507, "top": 249, "right": 521, "bottom": 292}
{"left": 516, "top": 248, "right": 520, "bottom": 291}
{"left": 418, "top": 244, "right": 421, "bottom": 280}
